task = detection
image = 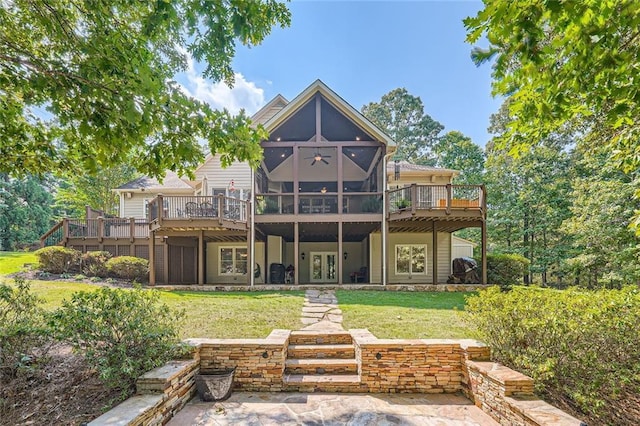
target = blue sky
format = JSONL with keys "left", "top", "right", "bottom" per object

{"left": 177, "top": 0, "right": 500, "bottom": 147}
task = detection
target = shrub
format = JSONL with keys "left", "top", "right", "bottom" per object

{"left": 486, "top": 253, "right": 530, "bottom": 288}
{"left": 51, "top": 287, "right": 183, "bottom": 393}
{"left": 105, "top": 256, "right": 148, "bottom": 282}
{"left": 34, "top": 246, "right": 82, "bottom": 274}
{"left": 465, "top": 285, "right": 640, "bottom": 424}
{"left": 0, "top": 278, "right": 49, "bottom": 381}
{"left": 81, "top": 251, "right": 112, "bottom": 277}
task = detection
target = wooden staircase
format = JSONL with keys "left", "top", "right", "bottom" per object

{"left": 284, "top": 330, "right": 361, "bottom": 392}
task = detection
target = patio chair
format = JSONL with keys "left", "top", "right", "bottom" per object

{"left": 185, "top": 201, "right": 199, "bottom": 216}
{"left": 200, "top": 201, "right": 216, "bottom": 217}
{"left": 350, "top": 266, "right": 368, "bottom": 283}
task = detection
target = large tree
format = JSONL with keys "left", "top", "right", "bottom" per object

{"left": 0, "top": 174, "right": 54, "bottom": 250}
{"left": 465, "top": 1, "right": 640, "bottom": 228}
{"left": 362, "top": 88, "right": 444, "bottom": 164}
{"left": 0, "top": 0, "right": 290, "bottom": 178}
{"left": 433, "top": 131, "right": 485, "bottom": 185}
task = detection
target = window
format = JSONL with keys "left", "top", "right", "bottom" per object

{"left": 395, "top": 245, "right": 426, "bottom": 275}
{"left": 219, "top": 247, "right": 248, "bottom": 275}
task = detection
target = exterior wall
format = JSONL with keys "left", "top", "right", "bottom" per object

{"left": 387, "top": 232, "right": 451, "bottom": 283}
{"left": 253, "top": 103, "right": 287, "bottom": 125}
{"left": 255, "top": 241, "right": 266, "bottom": 283}
{"left": 122, "top": 192, "right": 152, "bottom": 219}
{"left": 194, "top": 155, "right": 252, "bottom": 197}
{"left": 370, "top": 232, "right": 382, "bottom": 284}
{"left": 206, "top": 242, "right": 250, "bottom": 284}
{"left": 266, "top": 235, "right": 283, "bottom": 281}
{"left": 285, "top": 241, "right": 363, "bottom": 283}
{"left": 388, "top": 174, "right": 453, "bottom": 189}
{"left": 452, "top": 236, "right": 475, "bottom": 260}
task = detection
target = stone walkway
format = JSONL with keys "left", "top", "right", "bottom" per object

{"left": 167, "top": 392, "right": 498, "bottom": 425}
{"left": 300, "top": 290, "right": 344, "bottom": 331}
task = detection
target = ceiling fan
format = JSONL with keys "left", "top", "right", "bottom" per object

{"left": 304, "top": 151, "right": 331, "bottom": 165}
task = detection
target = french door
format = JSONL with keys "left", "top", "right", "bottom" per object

{"left": 309, "top": 252, "right": 337, "bottom": 283}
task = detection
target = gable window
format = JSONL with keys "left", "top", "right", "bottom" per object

{"left": 395, "top": 245, "right": 426, "bottom": 275}
{"left": 219, "top": 247, "right": 247, "bottom": 275}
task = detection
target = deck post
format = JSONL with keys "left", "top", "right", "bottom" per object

{"left": 432, "top": 221, "right": 438, "bottom": 285}
{"left": 246, "top": 226, "right": 252, "bottom": 286}
{"left": 97, "top": 216, "right": 104, "bottom": 244}
{"left": 156, "top": 194, "right": 164, "bottom": 227}
{"left": 149, "top": 231, "right": 156, "bottom": 286}
{"left": 294, "top": 222, "right": 299, "bottom": 284}
{"left": 410, "top": 184, "right": 417, "bottom": 215}
{"left": 445, "top": 184, "right": 452, "bottom": 215}
{"left": 338, "top": 221, "right": 343, "bottom": 285}
{"left": 198, "top": 231, "right": 204, "bottom": 285}
{"left": 62, "top": 218, "right": 69, "bottom": 246}
{"left": 129, "top": 217, "right": 135, "bottom": 243}
{"left": 482, "top": 219, "right": 488, "bottom": 285}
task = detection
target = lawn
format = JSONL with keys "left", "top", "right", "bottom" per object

{"left": 336, "top": 290, "right": 475, "bottom": 339}
{"left": 0, "top": 251, "right": 38, "bottom": 275}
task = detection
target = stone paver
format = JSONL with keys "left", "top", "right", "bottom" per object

{"left": 300, "top": 290, "right": 343, "bottom": 331}
{"left": 167, "top": 392, "right": 499, "bottom": 426}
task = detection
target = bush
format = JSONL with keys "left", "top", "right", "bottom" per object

{"left": 34, "top": 246, "right": 81, "bottom": 274}
{"left": 51, "top": 287, "right": 183, "bottom": 393}
{"left": 0, "top": 278, "right": 49, "bottom": 381}
{"left": 487, "top": 253, "right": 530, "bottom": 288}
{"left": 81, "top": 251, "right": 112, "bottom": 277}
{"left": 105, "top": 256, "right": 148, "bottom": 282}
{"left": 465, "top": 285, "right": 640, "bottom": 424}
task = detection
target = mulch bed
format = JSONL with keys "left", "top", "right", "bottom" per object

{"left": 0, "top": 344, "right": 124, "bottom": 426}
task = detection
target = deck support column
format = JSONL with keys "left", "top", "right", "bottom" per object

{"left": 481, "top": 220, "right": 488, "bottom": 284}
{"left": 149, "top": 231, "right": 155, "bottom": 286}
{"left": 432, "top": 221, "right": 438, "bottom": 285}
{"left": 294, "top": 222, "right": 299, "bottom": 284}
{"left": 246, "top": 227, "right": 252, "bottom": 286}
{"left": 338, "top": 221, "right": 343, "bottom": 285}
{"left": 198, "top": 231, "right": 204, "bottom": 285}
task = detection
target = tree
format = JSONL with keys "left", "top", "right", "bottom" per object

{"left": 433, "top": 131, "right": 485, "bottom": 185}
{"left": 362, "top": 88, "right": 444, "bottom": 164}
{"left": 0, "top": 174, "right": 54, "bottom": 250}
{"left": 0, "top": 0, "right": 290, "bottom": 178}
{"left": 465, "top": 1, "right": 640, "bottom": 228}
{"left": 54, "top": 164, "right": 139, "bottom": 218}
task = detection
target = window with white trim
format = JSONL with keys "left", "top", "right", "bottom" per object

{"left": 395, "top": 244, "right": 427, "bottom": 275}
{"left": 219, "top": 247, "right": 248, "bottom": 275}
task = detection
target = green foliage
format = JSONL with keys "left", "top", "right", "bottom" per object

{"left": 35, "top": 246, "right": 81, "bottom": 274}
{"left": 263, "top": 197, "right": 279, "bottom": 214}
{"left": 486, "top": 253, "right": 529, "bottom": 288}
{"left": 0, "top": 277, "right": 48, "bottom": 381}
{"left": 465, "top": 286, "right": 640, "bottom": 423}
{"left": 0, "top": 0, "right": 290, "bottom": 178}
{"left": 395, "top": 198, "right": 411, "bottom": 210}
{"left": 81, "top": 251, "right": 112, "bottom": 278}
{"left": 362, "top": 88, "right": 444, "bottom": 164}
{"left": 0, "top": 174, "right": 54, "bottom": 250}
{"left": 465, "top": 1, "right": 640, "bottom": 229}
{"left": 433, "top": 131, "right": 485, "bottom": 184}
{"left": 105, "top": 256, "right": 148, "bottom": 282}
{"left": 51, "top": 287, "right": 183, "bottom": 392}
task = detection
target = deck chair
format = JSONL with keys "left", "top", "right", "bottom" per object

{"left": 350, "top": 266, "right": 368, "bottom": 283}
{"left": 185, "top": 201, "right": 199, "bottom": 216}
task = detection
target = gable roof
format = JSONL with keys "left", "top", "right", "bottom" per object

{"left": 251, "top": 94, "right": 289, "bottom": 125}
{"left": 115, "top": 170, "right": 193, "bottom": 191}
{"left": 262, "top": 79, "right": 396, "bottom": 147}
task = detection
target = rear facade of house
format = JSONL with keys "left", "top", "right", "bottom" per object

{"left": 41, "top": 80, "right": 487, "bottom": 286}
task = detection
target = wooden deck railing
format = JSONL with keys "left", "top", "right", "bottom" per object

{"left": 148, "top": 195, "right": 249, "bottom": 223}
{"left": 40, "top": 217, "right": 150, "bottom": 247}
{"left": 387, "top": 184, "right": 485, "bottom": 215}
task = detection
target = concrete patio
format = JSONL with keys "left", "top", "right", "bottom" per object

{"left": 167, "top": 392, "right": 498, "bottom": 425}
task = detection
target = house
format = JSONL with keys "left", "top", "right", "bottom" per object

{"left": 41, "top": 80, "right": 487, "bottom": 286}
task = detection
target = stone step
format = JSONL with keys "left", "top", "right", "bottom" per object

{"left": 288, "top": 344, "right": 355, "bottom": 359}
{"left": 289, "top": 330, "right": 353, "bottom": 345}
{"left": 283, "top": 374, "right": 360, "bottom": 386}
{"left": 285, "top": 358, "right": 358, "bottom": 375}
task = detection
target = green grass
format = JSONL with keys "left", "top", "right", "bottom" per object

{"left": 0, "top": 251, "right": 38, "bottom": 275}
{"left": 336, "top": 290, "right": 475, "bottom": 339}
{"left": 2, "top": 279, "right": 305, "bottom": 339}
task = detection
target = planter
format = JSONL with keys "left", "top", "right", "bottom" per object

{"left": 195, "top": 368, "right": 236, "bottom": 402}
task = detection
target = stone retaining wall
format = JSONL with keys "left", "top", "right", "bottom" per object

{"left": 186, "top": 329, "right": 290, "bottom": 392}
{"left": 89, "top": 359, "right": 198, "bottom": 426}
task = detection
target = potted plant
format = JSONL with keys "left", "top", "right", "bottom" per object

{"left": 395, "top": 198, "right": 411, "bottom": 210}
{"left": 195, "top": 367, "right": 236, "bottom": 401}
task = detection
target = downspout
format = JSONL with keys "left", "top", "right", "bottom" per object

{"left": 250, "top": 167, "right": 255, "bottom": 287}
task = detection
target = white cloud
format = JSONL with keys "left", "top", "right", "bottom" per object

{"left": 177, "top": 53, "right": 265, "bottom": 115}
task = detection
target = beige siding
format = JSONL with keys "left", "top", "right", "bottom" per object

{"left": 452, "top": 236, "right": 475, "bottom": 260}
{"left": 205, "top": 242, "right": 250, "bottom": 284}
{"left": 194, "top": 155, "right": 252, "bottom": 196}
{"left": 121, "top": 193, "right": 154, "bottom": 219}
{"left": 370, "top": 232, "right": 382, "bottom": 284}
{"left": 253, "top": 104, "right": 286, "bottom": 125}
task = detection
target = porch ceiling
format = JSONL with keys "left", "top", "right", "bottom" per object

{"left": 256, "top": 222, "right": 380, "bottom": 242}
{"left": 388, "top": 218, "right": 484, "bottom": 233}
